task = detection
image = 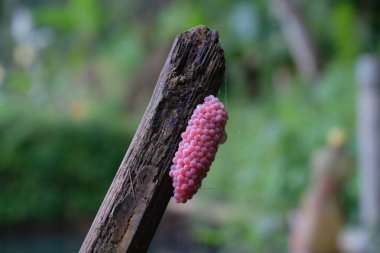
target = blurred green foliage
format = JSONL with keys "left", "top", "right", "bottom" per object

{"left": 0, "top": 0, "right": 379, "bottom": 252}
{"left": 0, "top": 107, "right": 132, "bottom": 225}
{"left": 198, "top": 62, "right": 358, "bottom": 252}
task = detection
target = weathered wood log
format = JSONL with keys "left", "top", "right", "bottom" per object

{"left": 79, "top": 25, "right": 225, "bottom": 253}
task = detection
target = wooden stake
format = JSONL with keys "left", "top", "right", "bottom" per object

{"left": 356, "top": 55, "right": 380, "bottom": 253}
{"left": 79, "top": 25, "right": 225, "bottom": 253}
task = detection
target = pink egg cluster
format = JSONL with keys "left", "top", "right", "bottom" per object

{"left": 169, "top": 95, "right": 228, "bottom": 203}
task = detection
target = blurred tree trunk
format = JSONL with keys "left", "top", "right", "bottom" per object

{"left": 123, "top": 0, "right": 173, "bottom": 113}
{"left": 270, "top": 0, "right": 320, "bottom": 83}
{"left": 241, "top": 53, "right": 260, "bottom": 97}
{"left": 0, "top": 0, "right": 17, "bottom": 65}
{"left": 356, "top": 0, "right": 380, "bottom": 47}
{"left": 125, "top": 45, "right": 170, "bottom": 113}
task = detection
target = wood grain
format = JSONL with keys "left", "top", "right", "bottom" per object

{"left": 79, "top": 25, "right": 225, "bottom": 253}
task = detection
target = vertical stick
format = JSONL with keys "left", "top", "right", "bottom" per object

{"left": 357, "top": 54, "right": 380, "bottom": 253}
{"left": 79, "top": 25, "right": 225, "bottom": 253}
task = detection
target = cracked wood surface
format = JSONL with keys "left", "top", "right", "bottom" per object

{"left": 79, "top": 25, "right": 225, "bottom": 253}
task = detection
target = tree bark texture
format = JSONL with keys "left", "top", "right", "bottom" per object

{"left": 79, "top": 25, "right": 225, "bottom": 253}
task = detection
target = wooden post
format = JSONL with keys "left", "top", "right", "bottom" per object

{"left": 79, "top": 25, "right": 225, "bottom": 253}
{"left": 357, "top": 54, "right": 380, "bottom": 253}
